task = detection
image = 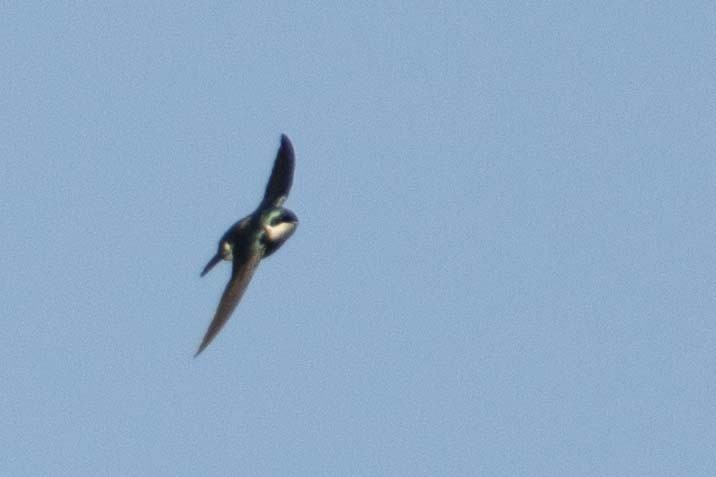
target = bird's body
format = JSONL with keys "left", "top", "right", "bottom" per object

{"left": 195, "top": 135, "right": 298, "bottom": 356}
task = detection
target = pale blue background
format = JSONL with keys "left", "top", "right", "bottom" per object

{"left": 2, "top": 2, "right": 714, "bottom": 476}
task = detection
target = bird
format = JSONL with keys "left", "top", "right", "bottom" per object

{"left": 195, "top": 134, "right": 298, "bottom": 356}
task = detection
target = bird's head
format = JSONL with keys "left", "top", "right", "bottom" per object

{"left": 261, "top": 208, "right": 298, "bottom": 257}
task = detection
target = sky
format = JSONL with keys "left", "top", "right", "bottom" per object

{"left": 1, "top": 2, "right": 714, "bottom": 476}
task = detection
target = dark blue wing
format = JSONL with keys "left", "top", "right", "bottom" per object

{"left": 260, "top": 134, "right": 295, "bottom": 209}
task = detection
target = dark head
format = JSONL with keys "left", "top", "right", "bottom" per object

{"left": 261, "top": 208, "right": 298, "bottom": 257}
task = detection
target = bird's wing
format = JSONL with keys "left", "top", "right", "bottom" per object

{"left": 260, "top": 134, "right": 295, "bottom": 209}
{"left": 194, "top": 244, "right": 263, "bottom": 356}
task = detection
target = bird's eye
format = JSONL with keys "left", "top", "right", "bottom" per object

{"left": 280, "top": 211, "right": 296, "bottom": 224}
{"left": 269, "top": 210, "right": 296, "bottom": 226}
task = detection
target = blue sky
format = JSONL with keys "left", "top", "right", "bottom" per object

{"left": 2, "top": 2, "right": 714, "bottom": 475}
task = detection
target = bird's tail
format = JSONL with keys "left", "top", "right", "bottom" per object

{"left": 200, "top": 253, "right": 222, "bottom": 277}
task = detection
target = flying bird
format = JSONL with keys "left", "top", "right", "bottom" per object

{"left": 195, "top": 134, "right": 298, "bottom": 356}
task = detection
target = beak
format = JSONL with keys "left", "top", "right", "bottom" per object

{"left": 200, "top": 253, "right": 222, "bottom": 277}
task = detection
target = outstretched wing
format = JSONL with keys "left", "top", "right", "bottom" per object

{"left": 260, "top": 134, "right": 295, "bottom": 209}
{"left": 194, "top": 244, "right": 263, "bottom": 356}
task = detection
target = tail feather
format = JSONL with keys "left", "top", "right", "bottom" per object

{"left": 200, "top": 253, "right": 222, "bottom": 277}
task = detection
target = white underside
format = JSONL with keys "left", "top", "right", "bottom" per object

{"left": 221, "top": 241, "right": 233, "bottom": 261}
{"left": 264, "top": 222, "right": 296, "bottom": 241}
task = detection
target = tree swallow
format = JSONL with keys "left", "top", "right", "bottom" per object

{"left": 195, "top": 134, "right": 298, "bottom": 356}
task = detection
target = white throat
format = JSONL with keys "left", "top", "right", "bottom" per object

{"left": 264, "top": 221, "right": 296, "bottom": 242}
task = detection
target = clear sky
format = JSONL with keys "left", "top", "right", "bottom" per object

{"left": 2, "top": 2, "right": 714, "bottom": 476}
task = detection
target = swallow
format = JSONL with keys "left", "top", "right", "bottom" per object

{"left": 195, "top": 134, "right": 298, "bottom": 356}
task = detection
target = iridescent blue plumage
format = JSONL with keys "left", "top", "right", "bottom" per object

{"left": 196, "top": 135, "right": 298, "bottom": 356}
